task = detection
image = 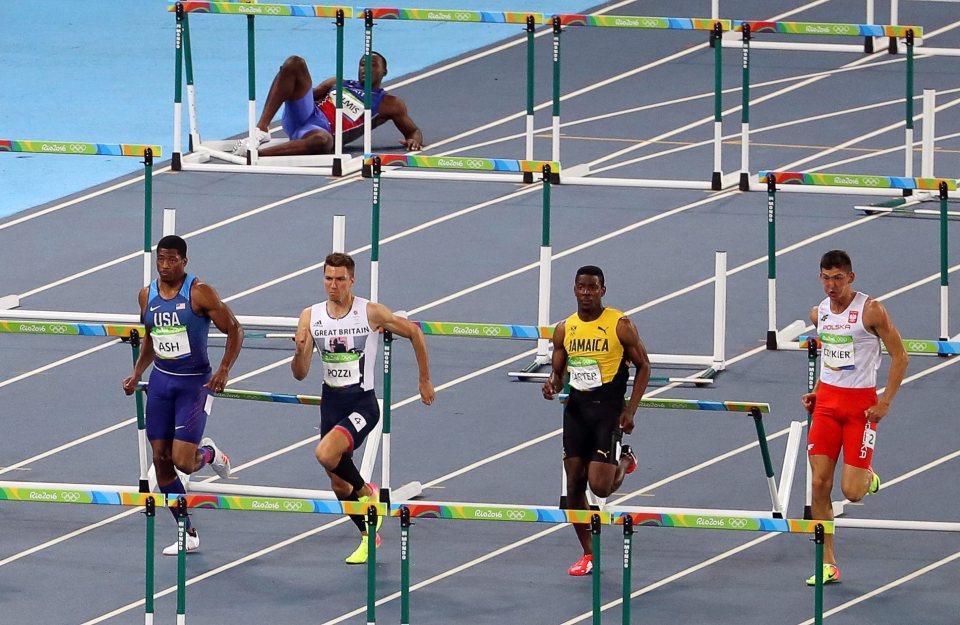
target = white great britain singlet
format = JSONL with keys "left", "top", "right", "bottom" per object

{"left": 309, "top": 296, "right": 378, "bottom": 391}
{"left": 817, "top": 291, "right": 881, "bottom": 389}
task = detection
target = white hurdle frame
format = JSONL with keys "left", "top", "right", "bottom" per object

{"left": 171, "top": 2, "right": 360, "bottom": 176}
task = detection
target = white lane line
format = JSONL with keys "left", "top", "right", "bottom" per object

{"left": 0, "top": 339, "right": 120, "bottom": 389}
{"left": 0, "top": 166, "right": 172, "bottom": 232}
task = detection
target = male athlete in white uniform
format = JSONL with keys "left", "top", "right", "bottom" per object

{"left": 802, "top": 250, "right": 908, "bottom": 585}
{"left": 292, "top": 252, "right": 434, "bottom": 564}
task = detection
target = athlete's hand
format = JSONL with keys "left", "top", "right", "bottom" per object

{"left": 400, "top": 131, "right": 423, "bottom": 151}
{"left": 542, "top": 375, "right": 561, "bottom": 401}
{"left": 864, "top": 401, "right": 889, "bottom": 424}
{"left": 619, "top": 409, "right": 636, "bottom": 435}
{"left": 122, "top": 374, "right": 139, "bottom": 396}
{"left": 205, "top": 368, "right": 229, "bottom": 394}
{"left": 801, "top": 392, "right": 816, "bottom": 413}
{"left": 419, "top": 380, "right": 435, "bottom": 405}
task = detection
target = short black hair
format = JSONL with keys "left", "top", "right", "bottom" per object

{"left": 820, "top": 250, "right": 852, "bottom": 272}
{"left": 325, "top": 252, "right": 356, "bottom": 277}
{"left": 575, "top": 265, "right": 605, "bottom": 287}
{"left": 157, "top": 235, "right": 187, "bottom": 258}
{"left": 369, "top": 51, "right": 387, "bottom": 70}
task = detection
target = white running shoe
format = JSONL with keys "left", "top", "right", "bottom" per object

{"left": 231, "top": 128, "right": 272, "bottom": 154}
{"left": 162, "top": 530, "right": 200, "bottom": 556}
{"left": 200, "top": 437, "right": 231, "bottom": 479}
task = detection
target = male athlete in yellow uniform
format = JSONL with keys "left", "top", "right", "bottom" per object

{"left": 542, "top": 265, "right": 650, "bottom": 576}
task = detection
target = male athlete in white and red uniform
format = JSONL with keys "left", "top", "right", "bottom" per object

{"left": 801, "top": 250, "right": 909, "bottom": 586}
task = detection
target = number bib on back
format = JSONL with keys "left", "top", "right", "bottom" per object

{"left": 152, "top": 325, "right": 192, "bottom": 360}
{"left": 322, "top": 352, "right": 362, "bottom": 387}
{"left": 820, "top": 332, "right": 856, "bottom": 371}
{"left": 567, "top": 356, "right": 602, "bottom": 391}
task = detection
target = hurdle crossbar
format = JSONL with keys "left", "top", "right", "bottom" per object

{"left": 359, "top": 9, "right": 544, "bottom": 180}
{"left": 0, "top": 310, "right": 299, "bottom": 330}
{"left": 551, "top": 15, "right": 733, "bottom": 190}
{"left": 762, "top": 172, "right": 957, "bottom": 348}
{"left": 735, "top": 22, "right": 922, "bottom": 192}
{"left": 171, "top": 2, "right": 357, "bottom": 176}
{"left": 0, "top": 139, "right": 159, "bottom": 289}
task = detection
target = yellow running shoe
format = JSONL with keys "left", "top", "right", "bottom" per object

{"left": 344, "top": 533, "right": 382, "bottom": 565}
{"left": 867, "top": 468, "right": 881, "bottom": 495}
{"left": 805, "top": 563, "right": 841, "bottom": 586}
{"left": 357, "top": 483, "right": 383, "bottom": 532}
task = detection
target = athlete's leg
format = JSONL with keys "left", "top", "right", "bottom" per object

{"left": 564, "top": 456, "right": 592, "bottom": 556}
{"left": 808, "top": 400, "right": 843, "bottom": 567}
{"left": 260, "top": 128, "right": 333, "bottom": 156}
{"left": 257, "top": 55, "right": 313, "bottom": 132}
{"left": 170, "top": 379, "right": 212, "bottom": 475}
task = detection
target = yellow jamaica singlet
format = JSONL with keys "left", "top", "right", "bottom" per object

{"left": 563, "top": 307, "right": 627, "bottom": 393}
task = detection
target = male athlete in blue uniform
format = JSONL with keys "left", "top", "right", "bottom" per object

{"left": 292, "top": 252, "right": 434, "bottom": 564}
{"left": 122, "top": 235, "right": 244, "bottom": 555}
{"left": 232, "top": 52, "right": 423, "bottom": 156}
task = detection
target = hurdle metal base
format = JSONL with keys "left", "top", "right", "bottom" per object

{"left": 0, "top": 294, "right": 20, "bottom": 310}
{"left": 177, "top": 141, "right": 362, "bottom": 176}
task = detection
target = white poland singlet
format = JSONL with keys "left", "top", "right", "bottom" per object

{"left": 817, "top": 291, "right": 881, "bottom": 389}
{"left": 309, "top": 296, "right": 379, "bottom": 391}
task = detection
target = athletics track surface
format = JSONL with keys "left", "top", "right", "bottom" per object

{"left": 2, "top": 1, "right": 960, "bottom": 623}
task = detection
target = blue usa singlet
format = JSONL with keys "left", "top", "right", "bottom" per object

{"left": 144, "top": 274, "right": 211, "bottom": 376}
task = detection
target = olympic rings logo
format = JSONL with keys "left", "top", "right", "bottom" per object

{"left": 507, "top": 510, "right": 527, "bottom": 520}
{"left": 641, "top": 19, "right": 660, "bottom": 27}
{"left": 833, "top": 25, "right": 852, "bottom": 35}
{"left": 49, "top": 325, "right": 69, "bottom": 334}
{"left": 454, "top": 12, "right": 472, "bottom": 21}
{"left": 483, "top": 327, "right": 503, "bottom": 336}
{"left": 466, "top": 159, "right": 486, "bottom": 169}
{"left": 729, "top": 518, "right": 748, "bottom": 529}
{"left": 69, "top": 144, "right": 87, "bottom": 153}
{"left": 265, "top": 6, "right": 282, "bottom": 15}
{"left": 62, "top": 492, "right": 81, "bottom": 502}
{"left": 283, "top": 501, "right": 304, "bottom": 511}
{"left": 906, "top": 341, "right": 930, "bottom": 352}
{"left": 862, "top": 177, "right": 881, "bottom": 187}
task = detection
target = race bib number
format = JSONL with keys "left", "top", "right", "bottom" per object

{"left": 861, "top": 426, "right": 876, "bottom": 450}
{"left": 152, "top": 325, "right": 191, "bottom": 360}
{"left": 567, "top": 356, "right": 602, "bottom": 391}
{"left": 347, "top": 412, "right": 367, "bottom": 432}
{"left": 340, "top": 90, "right": 365, "bottom": 123}
{"left": 820, "top": 332, "right": 856, "bottom": 371}
{"left": 322, "top": 351, "right": 361, "bottom": 387}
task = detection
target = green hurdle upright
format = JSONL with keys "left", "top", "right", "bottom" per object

{"left": 359, "top": 7, "right": 545, "bottom": 181}
{"left": 761, "top": 171, "right": 958, "bottom": 349}
{"left": 736, "top": 21, "right": 922, "bottom": 191}
{"left": 551, "top": 15, "right": 732, "bottom": 190}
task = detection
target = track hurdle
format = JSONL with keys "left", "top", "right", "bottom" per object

{"left": 0, "top": 484, "right": 385, "bottom": 624}
{"left": 0, "top": 139, "right": 161, "bottom": 290}
{"left": 358, "top": 7, "right": 545, "bottom": 182}
{"left": 171, "top": 2, "right": 358, "bottom": 176}
{"left": 735, "top": 21, "right": 922, "bottom": 192}
{"left": 366, "top": 154, "right": 727, "bottom": 378}
{"left": 553, "top": 396, "right": 796, "bottom": 518}
{"left": 366, "top": 154, "right": 559, "bottom": 371}
{"left": 761, "top": 171, "right": 958, "bottom": 349}
{"left": 550, "top": 14, "right": 735, "bottom": 190}
{"left": 393, "top": 501, "right": 831, "bottom": 624}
